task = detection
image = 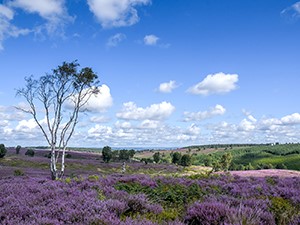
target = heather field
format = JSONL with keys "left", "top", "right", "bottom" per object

{"left": 1, "top": 148, "right": 300, "bottom": 224}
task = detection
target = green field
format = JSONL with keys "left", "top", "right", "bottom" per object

{"left": 189, "top": 144, "right": 300, "bottom": 171}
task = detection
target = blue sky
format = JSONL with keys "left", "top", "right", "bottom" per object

{"left": 1, "top": 0, "right": 300, "bottom": 147}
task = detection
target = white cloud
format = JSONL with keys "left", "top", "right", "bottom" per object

{"left": 144, "top": 34, "right": 159, "bottom": 46}
{"left": 16, "top": 118, "right": 37, "bottom": 132}
{"left": 0, "top": 4, "right": 14, "bottom": 20}
{"left": 238, "top": 119, "right": 256, "bottom": 131}
{"left": 185, "top": 123, "right": 201, "bottom": 135}
{"left": 10, "top": 0, "right": 64, "bottom": 17}
{"left": 0, "top": 3, "right": 30, "bottom": 50}
{"left": 158, "top": 80, "right": 178, "bottom": 93}
{"left": 140, "top": 119, "right": 160, "bottom": 129}
{"left": 66, "top": 85, "right": 113, "bottom": 113}
{"left": 281, "top": 1, "right": 300, "bottom": 21}
{"left": 115, "top": 121, "right": 132, "bottom": 129}
{"left": 87, "top": 0, "right": 151, "bottom": 28}
{"left": 81, "top": 85, "right": 113, "bottom": 112}
{"left": 9, "top": 0, "right": 73, "bottom": 36}
{"left": 90, "top": 115, "right": 110, "bottom": 123}
{"left": 106, "top": 33, "right": 126, "bottom": 47}
{"left": 183, "top": 104, "right": 226, "bottom": 122}
{"left": 88, "top": 124, "right": 113, "bottom": 138}
{"left": 116, "top": 101, "right": 175, "bottom": 121}
{"left": 187, "top": 72, "right": 239, "bottom": 95}
{"left": 281, "top": 113, "right": 300, "bottom": 125}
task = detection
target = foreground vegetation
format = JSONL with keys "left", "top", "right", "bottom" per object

{"left": 1, "top": 146, "right": 300, "bottom": 224}
{"left": 1, "top": 171, "right": 300, "bottom": 224}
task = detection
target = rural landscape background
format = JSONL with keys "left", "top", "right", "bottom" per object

{"left": 1, "top": 0, "right": 300, "bottom": 224}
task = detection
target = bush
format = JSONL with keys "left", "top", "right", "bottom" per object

{"left": 180, "top": 154, "right": 192, "bottom": 167}
{"left": 25, "top": 149, "right": 35, "bottom": 157}
{"left": 16, "top": 145, "right": 21, "bottom": 154}
{"left": 153, "top": 152, "right": 161, "bottom": 163}
{"left": 275, "top": 163, "right": 287, "bottom": 169}
{"left": 14, "top": 169, "right": 25, "bottom": 176}
{"left": 185, "top": 202, "right": 229, "bottom": 225}
{"left": 102, "top": 146, "right": 112, "bottom": 163}
{"left": 171, "top": 152, "right": 182, "bottom": 164}
{"left": 141, "top": 158, "right": 153, "bottom": 164}
{"left": 0, "top": 144, "right": 6, "bottom": 158}
{"left": 66, "top": 153, "right": 72, "bottom": 158}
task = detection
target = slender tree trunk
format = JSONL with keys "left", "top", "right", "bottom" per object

{"left": 50, "top": 144, "right": 57, "bottom": 180}
{"left": 60, "top": 147, "right": 66, "bottom": 178}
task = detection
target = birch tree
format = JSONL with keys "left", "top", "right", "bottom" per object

{"left": 16, "top": 61, "right": 99, "bottom": 180}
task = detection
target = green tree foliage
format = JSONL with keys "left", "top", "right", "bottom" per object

{"left": 102, "top": 146, "right": 112, "bottom": 163}
{"left": 180, "top": 154, "right": 192, "bottom": 167}
{"left": 16, "top": 145, "right": 21, "bottom": 154}
{"left": 153, "top": 152, "right": 161, "bottom": 163}
{"left": 172, "top": 152, "right": 182, "bottom": 164}
{"left": 141, "top": 158, "right": 153, "bottom": 164}
{"left": 119, "top": 149, "right": 135, "bottom": 161}
{"left": 25, "top": 149, "right": 35, "bottom": 157}
{"left": 0, "top": 144, "right": 7, "bottom": 158}
{"left": 219, "top": 152, "right": 233, "bottom": 171}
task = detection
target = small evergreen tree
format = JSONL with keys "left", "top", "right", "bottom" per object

{"left": 102, "top": 146, "right": 112, "bottom": 163}
{"left": 219, "top": 152, "right": 232, "bottom": 171}
{"left": 0, "top": 144, "right": 7, "bottom": 158}
{"left": 153, "top": 152, "right": 161, "bottom": 163}
{"left": 16, "top": 145, "right": 21, "bottom": 154}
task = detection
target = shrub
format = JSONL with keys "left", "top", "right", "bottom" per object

{"left": 16, "top": 145, "right": 21, "bottom": 154}
{"left": 65, "top": 153, "right": 72, "bottom": 158}
{"left": 141, "top": 158, "right": 153, "bottom": 164}
{"left": 275, "top": 163, "right": 287, "bottom": 169}
{"left": 25, "top": 149, "right": 35, "bottom": 157}
{"left": 185, "top": 202, "right": 229, "bottom": 225}
{"left": 0, "top": 144, "right": 6, "bottom": 158}
{"left": 171, "top": 152, "right": 182, "bottom": 164}
{"left": 153, "top": 152, "right": 161, "bottom": 163}
{"left": 14, "top": 169, "right": 25, "bottom": 176}
{"left": 102, "top": 146, "right": 112, "bottom": 163}
{"left": 45, "top": 152, "right": 51, "bottom": 158}
{"left": 180, "top": 154, "right": 192, "bottom": 167}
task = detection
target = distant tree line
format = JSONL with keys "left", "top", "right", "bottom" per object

{"left": 102, "top": 146, "right": 135, "bottom": 163}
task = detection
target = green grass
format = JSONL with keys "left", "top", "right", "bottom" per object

{"left": 191, "top": 144, "right": 300, "bottom": 171}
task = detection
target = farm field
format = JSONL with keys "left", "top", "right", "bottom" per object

{"left": 1, "top": 147, "right": 300, "bottom": 225}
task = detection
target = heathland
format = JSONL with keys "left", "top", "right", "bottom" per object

{"left": 0, "top": 144, "right": 300, "bottom": 224}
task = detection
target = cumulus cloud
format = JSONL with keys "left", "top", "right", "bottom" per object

{"left": 281, "top": 113, "right": 300, "bottom": 125}
{"left": 158, "top": 80, "right": 178, "bottom": 93}
{"left": 0, "top": 3, "right": 30, "bottom": 50}
{"left": 81, "top": 85, "right": 113, "bottom": 112}
{"left": 183, "top": 104, "right": 226, "bottom": 122}
{"left": 106, "top": 33, "right": 126, "bottom": 47}
{"left": 9, "top": 0, "right": 73, "bottom": 36}
{"left": 187, "top": 72, "right": 239, "bottom": 95}
{"left": 16, "top": 118, "right": 37, "bottom": 131}
{"left": 87, "top": 0, "right": 151, "bottom": 28}
{"left": 116, "top": 101, "right": 175, "bottom": 121}
{"left": 140, "top": 119, "right": 160, "bottom": 129}
{"left": 144, "top": 34, "right": 159, "bottom": 45}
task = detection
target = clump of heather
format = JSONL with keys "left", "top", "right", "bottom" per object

{"left": 185, "top": 201, "right": 230, "bottom": 225}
